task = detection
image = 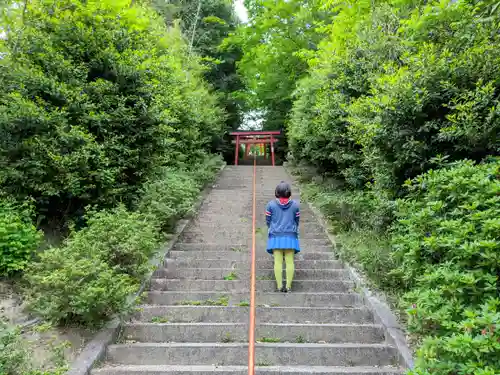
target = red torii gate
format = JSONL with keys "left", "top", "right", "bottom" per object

{"left": 230, "top": 131, "right": 280, "bottom": 166}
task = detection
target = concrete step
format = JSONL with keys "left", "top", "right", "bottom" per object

{"left": 179, "top": 234, "right": 331, "bottom": 246}
{"left": 255, "top": 238, "right": 331, "bottom": 247}
{"left": 172, "top": 243, "right": 333, "bottom": 253}
{"left": 179, "top": 233, "right": 251, "bottom": 243}
{"left": 181, "top": 240, "right": 332, "bottom": 249}
{"left": 153, "top": 268, "right": 350, "bottom": 280}
{"left": 135, "top": 306, "right": 372, "bottom": 324}
{"left": 195, "top": 212, "right": 326, "bottom": 219}
{"left": 145, "top": 291, "right": 363, "bottom": 307}
{"left": 167, "top": 251, "right": 335, "bottom": 261}
{"left": 181, "top": 230, "right": 329, "bottom": 241}
{"left": 164, "top": 259, "right": 343, "bottom": 269}
{"left": 105, "top": 342, "right": 399, "bottom": 366}
{"left": 166, "top": 253, "right": 334, "bottom": 262}
{"left": 150, "top": 279, "right": 353, "bottom": 292}
{"left": 193, "top": 213, "right": 316, "bottom": 220}
{"left": 194, "top": 217, "right": 319, "bottom": 226}
{"left": 122, "top": 322, "right": 385, "bottom": 344}
{"left": 92, "top": 365, "right": 403, "bottom": 375}
{"left": 187, "top": 217, "right": 316, "bottom": 224}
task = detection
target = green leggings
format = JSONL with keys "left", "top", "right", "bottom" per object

{"left": 272, "top": 249, "right": 295, "bottom": 289}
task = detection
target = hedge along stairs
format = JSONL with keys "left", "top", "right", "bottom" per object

{"left": 92, "top": 166, "right": 406, "bottom": 374}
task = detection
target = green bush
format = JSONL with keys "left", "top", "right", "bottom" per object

{"left": 137, "top": 155, "right": 223, "bottom": 231}
{"left": 0, "top": 0, "right": 223, "bottom": 225}
{"left": 23, "top": 154, "right": 220, "bottom": 325}
{"left": 26, "top": 253, "right": 137, "bottom": 325}
{"left": 0, "top": 322, "right": 29, "bottom": 375}
{"left": 289, "top": 1, "right": 500, "bottom": 196}
{"left": 335, "top": 231, "right": 397, "bottom": 291}
{"left": 391, "top": 158, "right": 500, "bottom": 294}
{"left": 300, "top": 179, "right": 397, "bottom": 289}
{"left": 66, "top": 206, "right": 159, "bottom": 280}
{"left": 302, "top": 182, "right": 393, "bottom": 233}
{"left": 288, "top": 1, "right": 405, "bottom": 187}
{"left": 137, "top": 168, "right": 200, "bottom": 231}
{"left": 347, "top": 2, "right": 500, "bottom": 194}
{"left": 390, "top": 158, "right": 500, "bottom": 371}
{"left": 188, "top": 154, "right": 224, "bottom": 187}
{"left": 294, "top": 157, "right": 500, "bottom": 373}
{"left": 0, "top": 198, "right": 42, "bottom": 276}
{"left": 409, "top": 298, "right": 500, "bottom": 375}
{"left": 0, "top": 320, "right": 69, "bottom": 375}
{"left": 25, "top": 205, "right": 158, "bottom": 325}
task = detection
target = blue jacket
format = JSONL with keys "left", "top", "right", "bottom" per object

{"left": 265, "top": 199, "right": 300, "bottom": 237}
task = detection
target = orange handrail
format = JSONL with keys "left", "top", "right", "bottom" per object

{"left": 248, "top": 156, "right": 257, "bottom": 375}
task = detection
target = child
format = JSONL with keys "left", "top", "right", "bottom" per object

{"left": 265, "top": 181, "right": 300, "bottom": 293}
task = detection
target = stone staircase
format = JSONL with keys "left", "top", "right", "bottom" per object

{"left": 92, "top": 166, "right": 404, "bottom": 375}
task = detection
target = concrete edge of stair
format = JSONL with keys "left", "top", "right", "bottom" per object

{"left": 91, "top": 364, "right": 404, "bottom": 375}
{"left": 66, "top": 163, "right": 228, "bottom": 375}
{"left": 283, "top": 164, "right": 414, "bottom": 369}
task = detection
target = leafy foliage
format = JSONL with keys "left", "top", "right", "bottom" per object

{"left": 68, "top": 206, "right": 159, "bottom": 280}
{"left": 287, "top": 0, "right": 500, "bottom": 193}
{"left": 24, "top": 205, "right": 157, "bottom": 325}
{"left": 0, "top": 198, "right": 42, "bottom": 276}
{"left": 409, "top": 298, "right": 500, "bottom": 375}
{"left": 274, "top": 1, "right": 500, "bottom": 372}
{"left": 391, "top": 158, "right": 500, "bottom": 295}
{"left": 150, "top": 0, "right": 245, "bottom": 161}
{"left": 0, "top": 0, "right": 228, "bottom": 329}
{"left": 0, "top": 0, "right": 224, "bottom": 226}
{"left": 137, "top": 154, "right": 223, "bottom": 231}
{"left": 229, "top": 0, "right": 331, "bottom": 132}
{"left": 0, "top": 320, "right": 69, "bottom": 375}
{"left": 295, "top": 168, "right": 396, "bottom": 290}
{"left": 23, "top": 154, "right": 222, "bottom": 326}
{"left": 0, "top": 322, "right": 29, "bottom": 375}
{"left": 137, "top": 168, "right": 201, "bottom": 231}
{"left": 296, "top": 157, "right": 500, "bottom": 373}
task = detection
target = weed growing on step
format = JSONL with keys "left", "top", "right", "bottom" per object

{"left": 237, "top": 301, "right": 250, "bottom": 307}
{"left": 295, "top": 335, "right": 305, "bottom": 343}
{"left": 258, "top": 337, "right": 281, "bottom": 343}
{"left": 257, "top": 275, "right": 273, "bottom": 280}
{"left": 175, "top": 296, "right": 229, "bottom": 306}
{"left": 206, "top": 296, "right": 229, "bottom": 306}
{"left": 150, "top": 316, "right": 170, "bottom": 323}
{"left": 256, "top": 362, "right": 271, "bottom": 367}
{"left": 175, "top": 300, "right": 203, "bottom": 306}
{"left": 255, "top": 227, "right": 265, "bottom": 237}
{"left": 230, "top": 247, "right": 244, "bottom": 252}
{"left": 221, "top": 333, "right": 233, "bottom": 343}
{"left": 136, "top": 291, "right": 149, "bottom": 304}
{"left": 223, "top": 272, "right": 238, "bottom": 280}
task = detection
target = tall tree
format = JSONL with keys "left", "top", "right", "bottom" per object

{"left": 0, "top": 0, "right": 223, "bottom": 224}
{"left": 229, "top": 0, "right": 332, "bottom": 131}
{"left": 151, "top": 0, "right": 245, "bottom": 161}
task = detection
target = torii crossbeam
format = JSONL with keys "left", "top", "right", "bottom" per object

{"left": 230, "top": 131, "right": 281, "bottom": 166}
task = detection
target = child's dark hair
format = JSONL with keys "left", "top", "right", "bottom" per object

{"left": 275, "top": 181, "right": 292, "bottom": 199}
